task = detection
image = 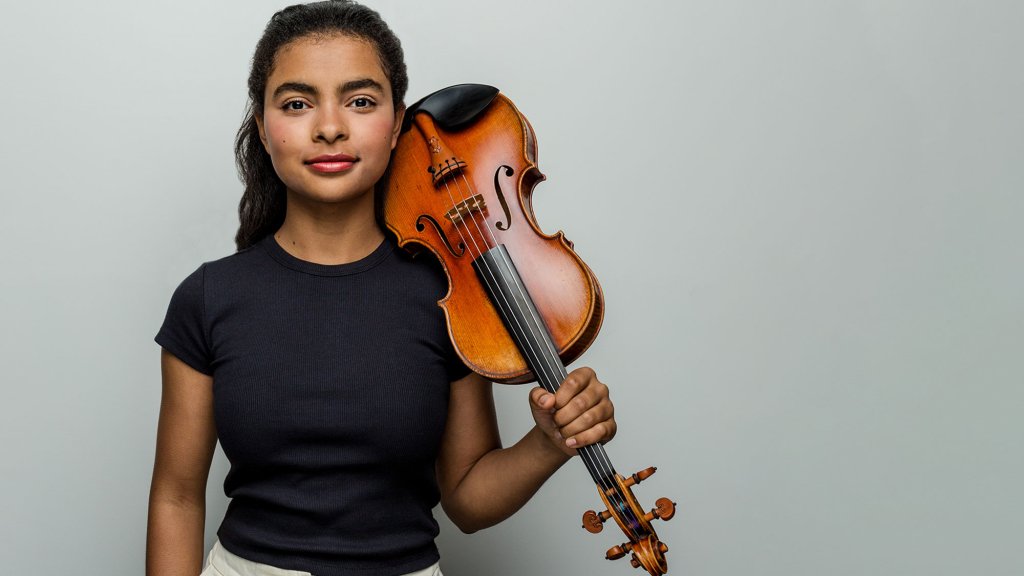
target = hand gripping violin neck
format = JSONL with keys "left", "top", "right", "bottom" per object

{"left": 382, "top": 84, "right": 676, "bottom": 575}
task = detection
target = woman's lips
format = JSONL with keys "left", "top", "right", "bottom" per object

{"left": 306, "top": 154, "right": 357, "bottom": 173}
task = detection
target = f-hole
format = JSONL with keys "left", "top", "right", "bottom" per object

{"left": 493, "top": 165, "right": 515, "bottom": 231}
{"left": 416, "top": 215, "right": 466, "bottom": 257}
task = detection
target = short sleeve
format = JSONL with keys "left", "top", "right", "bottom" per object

{"left": 155, "top": 264, "right": 213, "bottom": 375}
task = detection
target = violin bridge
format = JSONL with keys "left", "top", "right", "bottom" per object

{"left": 445, "top": 194, "right": 487, "bottom": 224}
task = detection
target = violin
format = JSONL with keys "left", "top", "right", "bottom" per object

{"left": 382, "top": 84, "right": 676, "bottom": 574}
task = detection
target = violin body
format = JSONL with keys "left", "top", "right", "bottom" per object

{"left": 383, "top": 84, "right": 675, "bottom": 575}
{"left": 383, "top": 85, "right": 603, "bottom": 383}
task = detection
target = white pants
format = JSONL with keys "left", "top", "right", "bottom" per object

{"left": 200, "top": 540, "right": 443, "bottom": 576}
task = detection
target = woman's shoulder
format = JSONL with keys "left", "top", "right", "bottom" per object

{"left": 161, "top": 240, "right": 271, "bottom": 304}
{"left": 197, "top": 236, "right": 276, "bottom": 280}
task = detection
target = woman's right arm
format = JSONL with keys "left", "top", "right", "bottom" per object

{"left": 146, "top": 349, "right": 218, "bottom": 576}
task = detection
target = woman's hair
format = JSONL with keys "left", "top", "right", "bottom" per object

{"left": 234, "top": 0, "right": 408, "bottom": 250}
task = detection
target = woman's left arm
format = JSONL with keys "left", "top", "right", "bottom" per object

{"left": 436, "top": 366, "right": 616, "bottom": 533}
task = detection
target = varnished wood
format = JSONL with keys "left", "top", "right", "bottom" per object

{"left": 384, "top": 94, "right": 604, "bottom": 383}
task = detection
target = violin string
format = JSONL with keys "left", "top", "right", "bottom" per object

{"left": 469, "top": 174, "right": 645, "bottom": 540}
{"left": 431, "top": 165, "right": 533, "bottom": 414}
{"left": 446, "top": 170, "right": 572, "bottom": 409}
{"left": 438, "top": 156, "right": 641, "bottom": 540}
{"left": 413, "top": 145, "right": 621, "bottom": 502}
{"left": 438, "top": 171, "right": 621, "bottom": 490}
{"left": 437, "top": 164, "right": 486, "bottom": 257}
{"left": 448, "top": 170, "right": 634, "bottom": 527}
{"left": 455, "top": 174, "right": 647, "bottom": 539}
{"left": 446, "top": 171, "right": 632, "bottom": 516}
{"left": 441, "top": 166, "right": 564, "bottom": 397}
{"left": 591, "top": 438, "right": 619, "bottom": 482}
{"left": 436, "top": 165, "right": 558, "bottom": 418}
{"left": 443, "top": 168, "right": 586, "bottom": 427}
{"left": 417, "top": 144, "right": 545, "bottom": 447}
{"left": 452, "top": 169, "right": 620, "bottom": 482}
{"left": 450, "top": 171, "right": 572, "bottom": 394}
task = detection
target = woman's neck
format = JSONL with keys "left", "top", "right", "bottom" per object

{"left": 274, "top": 192, "right": 385, "bottom": 265}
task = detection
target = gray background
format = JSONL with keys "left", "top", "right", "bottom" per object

{"left": 1, "top": 1, "right": 1021, "bottom": 574}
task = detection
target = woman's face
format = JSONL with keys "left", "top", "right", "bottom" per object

{"left": 256, "top": 34, "right": 402, "bottom": 207}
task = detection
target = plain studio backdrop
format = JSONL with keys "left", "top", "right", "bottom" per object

{"left": 1, "top": 1, "right": 1021, "bottom": 574}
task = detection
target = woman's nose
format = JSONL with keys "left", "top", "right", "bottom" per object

{"left": 314, "top": 106, "right": 347, "bottom": 142}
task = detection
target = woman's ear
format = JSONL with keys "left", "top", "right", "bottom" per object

{"left": 390, "top": 105, "right": 406, "bottom": 150}
{"left": 254, "top": 112, "right": 269, "bottom": 151}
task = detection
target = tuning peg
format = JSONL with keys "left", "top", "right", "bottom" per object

{"left": 606, "top": 542, "right": 632, "bottom": 561}
{"left": 623, "top": 467, "right": 657, "bottom": 488}
{"left": 582, "top": 508, "right": 612, "bottom": 533}
{"left": 643, "top": 497, "right": 677, "bottom": 523}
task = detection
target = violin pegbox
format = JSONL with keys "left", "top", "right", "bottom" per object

{"left": 581, "top": 467, "right": 676, "bottom": 575}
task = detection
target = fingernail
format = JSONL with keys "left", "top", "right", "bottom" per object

{"left": 565, "top": 438, "right": 577, "bottom": 448}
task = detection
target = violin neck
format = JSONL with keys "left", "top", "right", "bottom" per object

{"left": 473, "top": 244, "right": 618, "bottom": 486}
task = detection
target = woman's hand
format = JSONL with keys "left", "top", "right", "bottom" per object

{"left": 529, "top": 366, "right": 616, "bottom": 457}
{"left": 437, "top": 369, "right": 616, "bottom": 532}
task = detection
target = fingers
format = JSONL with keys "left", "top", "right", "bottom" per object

{"left": 551, "top": 366, "right": 597, "bottom": 410}
{"left": 552, "top": 367, "right": 616, "bottom": 449}
{"left": 529, "top": 386, "right": 555, "bottom": 412}
{"left": 551, "top": 367, "right": 605, "bottom": 426}
{"left": 557, "top": 399, "right": 612, "bottom": 437}
{"left": 564, "top": 417, "right": 617, "bottom": 449}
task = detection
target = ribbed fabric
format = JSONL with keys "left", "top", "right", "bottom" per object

{"left": 156, "top": 234, "right": 469, "bottom": 576}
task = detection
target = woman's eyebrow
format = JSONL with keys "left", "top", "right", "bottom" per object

{"left": 272, "top": 81, "right": 317, "bottom": 100}
{"left": 271, "top": 78, "right": 384, "bottom": 101}
{"left": 339, "top": 78, "right": 384, "bottom": 95}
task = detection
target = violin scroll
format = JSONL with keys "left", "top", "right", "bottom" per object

{"left": 583, "top": 466, "right": 676, "bottom": 575}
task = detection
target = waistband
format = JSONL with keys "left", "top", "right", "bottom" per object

{"left": 205, "top": 540, "right": 443, "bottom": 576}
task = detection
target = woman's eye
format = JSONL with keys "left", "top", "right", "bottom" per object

{"left": 284, "top": 101, "right": 308, "bottom": 111}
{"left": 351, "top": 97, "right": 375, "bottom": 109}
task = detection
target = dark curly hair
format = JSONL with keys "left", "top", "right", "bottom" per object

{"left": 234, "top": 0, "right": 408, "bottom": 250}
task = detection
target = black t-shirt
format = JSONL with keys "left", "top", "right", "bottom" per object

{"left": 156, "top": 234, "right": 469, "bottom": 576}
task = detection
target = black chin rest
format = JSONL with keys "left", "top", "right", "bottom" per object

{"left": 401, "top": 84, "right": 500, "bottom": 133}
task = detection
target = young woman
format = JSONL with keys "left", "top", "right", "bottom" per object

{"left": 147, "top": 2, "right": 616, "bottom": 576}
